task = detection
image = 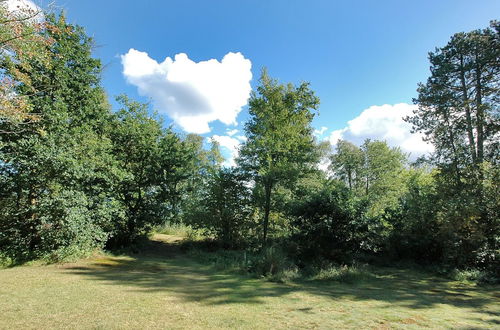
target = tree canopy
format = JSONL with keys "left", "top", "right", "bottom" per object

{"left": 238, "top": 69, "right": 320, "bottom": 246}
{"left": 0, "top": 8, "right": 497, "bottom": 281}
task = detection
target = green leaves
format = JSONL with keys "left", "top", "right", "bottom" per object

{"left": 406, "top": 21, "right": 500, "bottom": 267}
{"left": 185, "top": 167, "right": 253, "bottom": 248}
{"left": 238, "top": 69, "right": 320, "bottom": 245}
{"left": 330, "top": 140, "right": 364, "bottom": 190}
{"left": 408, "top": 20, "right": 499, "bottom": 172}
{"left": 0, "top": 12, "right": 196, "bottom": 259}
{"left": 240, "top": 69, "right": 319, "bottom": 177}
{"left": 330, "top": 139, "right": 408, "bottom": 217}
{"left": 106, "top": 95, "right": 196, "bottom": 246}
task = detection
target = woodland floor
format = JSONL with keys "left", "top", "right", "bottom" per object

{"left": 0, "top": 234, "right": 499, "bottom": 329}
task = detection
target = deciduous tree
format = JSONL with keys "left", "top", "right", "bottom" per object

{"left": 238, "top": 69, "right": 319, "bottom": 246}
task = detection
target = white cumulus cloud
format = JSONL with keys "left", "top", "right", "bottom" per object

{"left": 226, "top": 129, "right": 239, "bottom": 136}
{"left": 210, "top": 134, "right": 243, "bottom": 167}
{"left": 328, "top": 103, "right": 433, "bottom": 159}
{"left": 235, "top": 135, "right": 247, "bottom": 142}
{"left": 121, "top": 49, "right": 252, "bottom": 134}
{"left": 314, "top": 126, "right": 328, "bottom": 137}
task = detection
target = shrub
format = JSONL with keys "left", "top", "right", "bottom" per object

{"left": 0, "top": 190, "right": 109, "bottom": 262}
{"left": 450, "top": 268, "right": 499, "bottom": 285}
{"left": 248, "top": 245, "right": 293, "bottom": 277}
{"left": 187, "top": 248, "right": 247, "bottom": 272}
{"left": 0, "top": 253, "right": 13, "bottom": 268}
{"left": 309, "top": 263, "right": 374, "bottom": 284}
{"left": 268, "top": 266, "right": 300, "bottom": 283}
{"left": 289, "top": 182, "right": 367, "bottom": 263}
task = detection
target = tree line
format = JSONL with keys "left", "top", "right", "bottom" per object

{"left": 1, "top": 6, "right": 498, "bottom": 278}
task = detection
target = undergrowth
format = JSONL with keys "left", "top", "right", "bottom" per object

{"left": 307, "top": 263, "right": 374, "bottom": 283}
{"left": 450, "top": 268, "right": 499, "bottom": 285}
{"left": 183, "top": 242, "right": 375, "bottom": 284}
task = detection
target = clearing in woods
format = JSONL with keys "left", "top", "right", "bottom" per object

{"left": 0, "top": 234, "right": 498, "bottom": 329}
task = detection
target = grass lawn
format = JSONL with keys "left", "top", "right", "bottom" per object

{"left": 0, "top": 234, "right": 498, "bottom": 329}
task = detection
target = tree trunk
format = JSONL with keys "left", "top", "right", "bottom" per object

{"left": 475, "top": 59, "right": 484, "bottom": 164}
{"left": 459, "top": 55, "right": 477, "bottom": 163}
{"left": 27, "top": 186, "right": 38, "bottom": 253}
{"left": 443, "top": 107, "right": 462, "bottom": 185}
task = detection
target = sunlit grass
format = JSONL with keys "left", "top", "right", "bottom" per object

{"left": 154, "top": 223, "right": 203, "bottom": 241}
{"left": 0, "top": 234, "right": 498, "bottom": 329}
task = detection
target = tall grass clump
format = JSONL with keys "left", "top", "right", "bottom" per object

{"left": 155, "top": 223, "right": 198, "bottom": 238}
{"left": 309, "top": 263, "right": 374, "bottom": 284}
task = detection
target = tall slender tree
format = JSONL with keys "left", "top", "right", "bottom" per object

{"left": 330, "top": 140, "right": 364, "bottom": 190}
{"left": 406, "top": 21, "right": 499, "bottom": 177}
{"left": 238, "top": 69, "right": 319, "bottom": 246}
{"left": 406, "top": 21, "right": 500, "bottom": 267}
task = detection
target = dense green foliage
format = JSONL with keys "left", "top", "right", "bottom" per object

{"left": 1, "top": 13, "right": 114, "bottom": 260}
{"left": 238, "top": 69, "right": 320, "bottom": 246}
{"left": 0, "top": 5, "right": 497, "bottom": 283}
{"left": 405, "top": 20, "right": 499, "bottom": 271}
{"left": 106, "top": 95, "right": 196, "bottom": 247}
{"left": 185, "top": 167, "right": 253, "bottom": 248}
{"left": 289, "top": 182, "right": 367, "bottom": 263}
{"left": 0, "top": 13, "right": 195, "bottom": 261}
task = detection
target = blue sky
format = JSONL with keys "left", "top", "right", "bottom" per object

{"left": 49, "top": 0, "right": 499, "bottom": 163}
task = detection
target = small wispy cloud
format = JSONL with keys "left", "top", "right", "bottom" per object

{"left": 314, "top": 126, "right": 328, "bottom": 137}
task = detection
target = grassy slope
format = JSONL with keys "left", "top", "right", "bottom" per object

{"left": 0, "top": 234, "right": 498, "bottom": 329}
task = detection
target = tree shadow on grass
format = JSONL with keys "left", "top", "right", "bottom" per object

{"left": 65, "top": 236, "right": 295, "bottom": 305}
{"left": 299, "top": 269, "right": 497, "bottom": 310}
{"left": 63, "top": 235, "right": 500, "bottom": 321}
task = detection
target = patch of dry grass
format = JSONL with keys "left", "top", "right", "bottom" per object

{"left": 0, "top": 234, "right": 498, "bottom": 329}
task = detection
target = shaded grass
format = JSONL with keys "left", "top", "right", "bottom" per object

{"left": 0, "top": 234, "right": 499, "bottom": 329}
